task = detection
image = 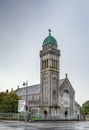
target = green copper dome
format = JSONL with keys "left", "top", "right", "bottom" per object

{"left": 42, "top": 29, "right": 57, "bottom": 47}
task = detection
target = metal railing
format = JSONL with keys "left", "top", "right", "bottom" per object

{"left": 0, "top": 113, "right": 18, "bottom": 120}
{"left": 0, "top": 113, "right": 87, "bottom": 121}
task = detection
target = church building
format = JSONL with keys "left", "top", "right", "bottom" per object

{"left": 16, "top": 30, "right": 81, "bottom": 120}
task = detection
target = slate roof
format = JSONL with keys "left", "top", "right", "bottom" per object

{"left": 16, "top": 79, "right": 65, "bottom": 96}
{"left": 60, "top": 79, "right": 65, "bottom": 87}
{"left": 16, "top": 84, "right": 40, "bottom": 96}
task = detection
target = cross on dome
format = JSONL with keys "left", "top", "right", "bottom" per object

{"left": 48, "top": 28, "right": 51, "bottom": 35}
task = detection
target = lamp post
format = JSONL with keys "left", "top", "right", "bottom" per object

{"left": 23, "top": 81, "right": 28, "bottom": 122}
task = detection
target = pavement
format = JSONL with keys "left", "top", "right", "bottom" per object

{"left": 0, "top": 120, "right": 89, "bottom": 130}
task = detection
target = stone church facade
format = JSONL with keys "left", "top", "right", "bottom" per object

{"left": 16, "top": 30, "right": 81, "bottom": 119}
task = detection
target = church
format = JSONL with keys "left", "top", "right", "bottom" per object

{"left": 16, "top": 30, "right": 81, "bottom": 120}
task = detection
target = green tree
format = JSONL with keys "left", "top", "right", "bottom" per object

{"left": 0, "top": 92, "right": 7, "bottom": 112}
{"left": 82, "top": 100, "right": 89, "bottom": 115}
{"left": 0, "top": 92, "right": 20, "bottom": 113}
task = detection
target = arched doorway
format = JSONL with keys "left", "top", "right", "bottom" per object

{"left": 65, "top": 110, "right": 68, "bottom": 119}
{"left": 44, "top": 110, "right": 47, "bottom": 118}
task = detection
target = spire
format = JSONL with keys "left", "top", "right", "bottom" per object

{"left": 48, "top": 28, "right": 51, "bottom": 36}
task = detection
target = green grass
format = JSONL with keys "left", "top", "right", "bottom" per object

{"left": 31, "top": 117, "right": 43, "bottom": 121}
{"left": 85, "top": 115, "right": 89, "bottom": 120}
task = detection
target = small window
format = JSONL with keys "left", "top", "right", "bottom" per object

{"left": 32, "top": 95, "right": 34, "bottom": 100}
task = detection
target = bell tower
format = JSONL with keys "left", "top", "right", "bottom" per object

{"left": 40, "top": 29, "right": 60, "bottom": 115}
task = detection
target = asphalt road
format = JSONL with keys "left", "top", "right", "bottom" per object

{"left": 0, "top": 120, "right": 89, "bottom": 130}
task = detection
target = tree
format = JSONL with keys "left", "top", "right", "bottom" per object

{"left": 82, "top": 100, "right": 89, "bottom": 115}
{"left": 0, "top": 92, "right": 20, "bottom": 113}
{"left": 0, "top": 92, "right": 7, "bottom": 112}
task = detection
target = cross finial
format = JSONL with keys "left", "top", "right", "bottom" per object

{"left": 65, "top": 73, "right": 68, "bottom": 78}
{"left": 48, "top": 28, "right": 51, "bottom": 35}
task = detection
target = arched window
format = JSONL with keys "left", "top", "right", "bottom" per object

{"left": 47, "top": 59, "right": 48, "bottom": 67}
{"left": 42, "top": 61, "right": 45, "bottom": 69}
{"left": 56, "top": 61, "right": 57, "bottom": 68}
{"left": 45, "top": 60, "right": 46, "bottom": 69}
{"left": 52, "top": 59, "right": 53, "bottom": 68}
{"left": 62, "top": 90, "right": 70, "bottom": 107}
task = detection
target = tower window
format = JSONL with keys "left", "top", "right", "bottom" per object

{"left": 42, "top": 59, "right": 48, "bottom": 69}
{"left": 42, "top": 61, "right": 45, "bottom": 69}
{"left": 45, "top": 61, "right": 46, "bottom": 69}
{"left": 52, "top": 59, "right": 53, "bottom": 68}
{"left": 54, "top": 60, "right": 56, "bottom": 68}
{"left": 52, "top": 59, "right": 57, "bottom": 68}
{"left": 47, "top": 59, "right": 48, "bottom": 67}
{"left": 56, "top": 61, "right": 57, "bottom": 68}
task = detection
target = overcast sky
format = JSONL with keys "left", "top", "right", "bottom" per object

{"left": 0, "top": 0, "right": 89, "bottom": 106}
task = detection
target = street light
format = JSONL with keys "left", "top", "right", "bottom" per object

{"left": 23, "top": 81, "right": 28, "bottom": 122}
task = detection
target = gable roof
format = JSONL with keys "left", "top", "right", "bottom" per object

{"left": 59, "top": 77, "right": 75, "bottom": 93}
{"left": 60, "top": 79, "right": 65, "bottom": 87}
{"left": 16, "top": 84, "right": 40, "bottom": 96}
{"left": 75, "top": 101, "right": 81, "bottom": 108}
{"left": 16, "top": 78, "right": 74, "bottom": 96}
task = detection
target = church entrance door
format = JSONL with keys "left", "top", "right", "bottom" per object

{"left": 44, "top": 110, "right": 47, "bottom": 119}
{"left": 65, "top": 110, "right": 68, "bottom": 119}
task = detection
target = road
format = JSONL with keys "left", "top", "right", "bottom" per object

{"left": 0, "top": 120, "right": 89, "bottom": 130}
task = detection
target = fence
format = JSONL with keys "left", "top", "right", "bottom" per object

{"left": 0, "top": 112, "right": 31, "bottom": 121}
{"left": 0, "top": 113, "right": 19, "bottom": 120}
{"left": 0, "top": 113, "right": 87, "bottom": 121}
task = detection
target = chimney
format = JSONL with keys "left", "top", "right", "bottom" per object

{"left": 17, "top": 85, "right": 19, "bottom": 89}
{"left": 6, "top": 89, "right": 9, "bottom": 93}
{"left": 11, "top": 88, "right": 13, "bottom": 92}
